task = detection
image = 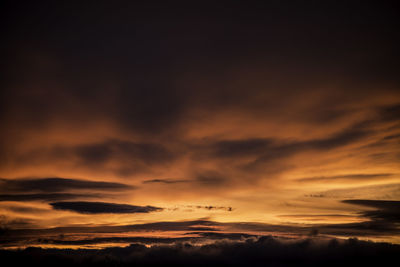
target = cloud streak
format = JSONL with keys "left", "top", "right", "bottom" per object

{"left": 0, "top": 193, "right": 99, "bottom": 202}
{"left": 297, "top": 173, "right": 395, "bottom": 183}
{"left": 50, "top": 201, "right": 163, "bottom": 214}
{"left": 0, "top": 177, "right": 133, "bottom": 193}
{"left": 142, "top": 179, "right": 189, "bottom": 184}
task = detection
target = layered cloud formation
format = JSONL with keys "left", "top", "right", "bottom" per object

{"left": 1, "top": 1, "right": 399, "bottom": 257}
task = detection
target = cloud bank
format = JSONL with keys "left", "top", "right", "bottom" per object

{"left": 1, "top": 237, "right": 399, "bottom": 267}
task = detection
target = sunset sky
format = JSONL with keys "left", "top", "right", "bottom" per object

{"left": 1, "top": 1, "right": 400, "bottom": 250}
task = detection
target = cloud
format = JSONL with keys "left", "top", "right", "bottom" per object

{"left": 0, "top": 220, "right": 223, "bottom": 246}
{"left": 0, "top": 215, "right": 35, "bottom": 230}
{"left": 342, "top": 200, "right": 400, "bottom": 223}
{"left": 382, "top": 133, "right": 400, "bottom": 141}
{"left": 0, "top": 220, "right": 218, "bottom": 238}
{"left": 297, "top": 173, "right": 394, "bottom": 183}
{"left": 304, "top": 183, "right": 400, "bottom": 200}
{"left": 0, "top": 177, "right": 132, "bottom": 203}
{"left": 30, "top": 231, "right": 254, "bottom": 246}
{"left": 1, "top": 0, "right": 400, "bottom": 251}
{"left": 208, "top": 125, "right": 368, "bottom": 163}
{"left": 1, "top": 216, "right": 399, "bottom": 249}
{"left": 74, "top": 139, "right": 176, "bottom": 166}
{"left": 0, "top": 177, "right": 133, "bottom": 193}
{"left": 0, "top": 237, "right": 399, "bottom": 267}
{"left": 188, "top": 205, "right": 233, "bottom": 212}
{"left": 0, "top": 193, "right": 99, "bottom": 202}
{"left": 210, "top": 138, "right": 275, "bottom": 158}
{"left": 194, "top": 171, "right": 228, "bottom": 185}
{"left": 37, "top": 236, "right": 194, "bottom": 246}
{"left": 142, "top": 179, "right": 189, "bottom": 184}
{"left": 50, "top": 201, "right": 163, "bottom": 214}
{"left": 2, "top": 205, "right": 49, "bottom": 214}
{"left": 9, "top": 140, "right": 180, "bottom": 176}
{"left": 189, "top": 231, "right": 255, "bottom": 240}
{"left": 193, "top": 124, "right": 370, "bottom": 177}
{"left": 379, "top": 103, "right": 400, "bottom": 122}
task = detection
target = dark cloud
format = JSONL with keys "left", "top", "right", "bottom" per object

{"left": 0, "top": 215, "right": 35, "bottom": 230}
{"left": 290, "top": 199, "right": 400, "bottom": 238}
{"left": 142, "top": 179, "right": 189, "bottom": 184}
{"left": 0, "top": 220, "right": 221, "bottom": 238}
{"left": 2, "top": 205, "right": 49, "bottom": 214}
{"left": 37, "top": 236, "right": 193, "bottom": 246}
{"left": 226, "top": 218, "right": 400, "bottom": 239}
{"left": 211, "top": 139, "right": 274, "bottom": 158}
{"left": 0, "top": 220, "right": 223, "bottom": 246}
{"left": 2, "top": 1, "right": 399, "bottom": 139}
{"left": 50, "top": 201, "right": 163, "bottom": 214}
{"left": 199, "top": 125, "right": 369, "bottom": 174}
{"left": 297, "top": 173, "right": 394, "bottom": 183}
{"left": 1, "top": 217, "right": 399, "bottom": 249}
{"left": 379, "top": 103, "right": 400, "bottom": 122}
{"left": 4, "top": 139, "right": 179, "bottom": 176}
{"left": 0, "top": 178, "right": 132, "bottom": 203}
{"left": 216, "top": 126, "right": 367, "bottom": 160}
{"left": 25, "top": 140, "right": 179, "bottom": 176}
{"left": 1, "top": 237, "right": 399, "bottom": 267}
{"left": 188, "top": 205, "right": 233, "bottom": 212}
{"left": 342, "top": 200, "right": 400, "bottom": 223}
{"left": 302, "top": 127, "right": 368, "bottom": 150}
{"left": 0, "top": 193, "right": 99, "bottom": 202}
{"left": 75, "top": 139, "right": 176, "bottom": 166}
{"left": 195, "top": 171, "right": 228, "bottom": 185}
{"left": 31, "top": 231, "right": 254, "bottom": 246}
{"left": 320, "top": 221, "right": 398, "bottom": 237}
{"left": 189, "top": 231, "right": 255, "bottom": 240}
{"left": 382, "top": 133, "right": 400, "bottom": 141}
{"left": 0, "top": 177, "right": 133, "bottom": 193}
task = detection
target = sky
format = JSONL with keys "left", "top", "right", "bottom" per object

{"left": 1, "top": 1, "right": 400, "bottom": 252}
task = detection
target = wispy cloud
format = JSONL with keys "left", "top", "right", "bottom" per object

{"left": 142, "top": 179, "right": 189, "bottom": 184}
{"left": 297, "top": 173, "right": 395, "bottom": 183}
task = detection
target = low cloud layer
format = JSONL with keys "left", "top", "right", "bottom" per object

{"left": 1, "top": 216, "right": 399, "bottom": 249}
{"left": 1, "top": 237, "right": 399, "bottom": 267}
